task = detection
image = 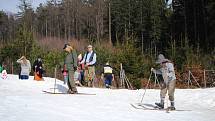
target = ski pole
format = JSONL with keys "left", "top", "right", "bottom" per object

{"left": 54, "top": 66, "right": 57, "bottom": 93}
{"left": 140, "top": 71, "right": 152, "bottom": 103}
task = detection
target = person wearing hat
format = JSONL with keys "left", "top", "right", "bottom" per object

{"left": 80, "top": 45, "right": 97, "bottom": 87}
{"left": 101, "top": 62, "right": 114, "bottom": 88}
{"left": 63, "top": 43, "right": 78, "bottom": 94}
{"left": 151, "top": 54, "right": 176, "bottom": 110}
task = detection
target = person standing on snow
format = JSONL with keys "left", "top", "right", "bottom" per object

{"left": 0, "top": 63, "right": 3, "bottom": 73}
{"left": 17, "top": 56, "right": 31, "bottom": 80}
{"left": 77, "top": 54, "right": 85, "bottom": 85}
{"left": 80, "top": 45, "right": 96, "bottom": 87}
{"left": 33, "top": 57, "right": 44, "bottom": 81}
{"left": 101, "top": 62, "right": 114, "bottom": 88}
{"left": 151, "top": 54, "right": 176, "bottom": 110}
{"left": 63, "top": 43, "right": 78, "bottom": 94}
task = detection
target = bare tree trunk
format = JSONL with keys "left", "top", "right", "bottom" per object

{"left": 75, "top": 2, "right": 78, "bottom": 40}
{"left": 141, "top": 0, "right": 144, "bottom": 54}
{"left": 109, "top": 2, "right": 112, "bottom": 45}
{"left": 68, "top": 22, "right": 71, "bottom": 40}
{"left": 184, "top": 0, "right": 187, "bottom": 39}
{"left": 193, "top": 0, "right": 197, "bottom": 42}
{"left": 100, "top": 1, "right": 104, "bottom": 37}
{"left": 87, "top": 15, "right": 90, "bottom": 40}
{"left": 128, "top": 0, "right": 131, "bottom": 37}
{"left": 64, "top": 18, "right": 67, "bottom": 40}
{"left": 201, "top": 0, "right": 208, "bottom": 46}
{"left": 96, "top": 15, "right": 100, "bottom": 42}
{"left": 45, "top": 19, "right": 48, "bottom": 37}
{"left": 58, "top": 16, "right": 60, "bottom": 38}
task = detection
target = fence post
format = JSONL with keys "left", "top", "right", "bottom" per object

{"left": 54, "top": 66, "right": 57, "bottom": 93}
{"left": 204, "top": 69, "right": 206, "bottom": 88}
{"left": 188, "top": 70, "right": 190, "bottom": 88}
{"left": 120, "top": 63, "right": 125, "bottom": 88}
{"left": 11, "top": 61, "right": 13, "bottom": 74}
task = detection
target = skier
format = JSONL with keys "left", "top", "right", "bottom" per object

{"left": 80, "top": 45, "right": 97, "bottom": 87}
{"left": 33, "top": 57, "right": 44, "bottom": 81}
{"left": 101, "top": 62, "right": 114, "bottom": 88}
{"left": 0, "top": 63, "right": 3, "bottom": 73}
{"left": 17, "top": 56, "right": 31, "bottom": 80}
{"left": 63, "top": 43, "right": 78, "bottom": 94}
{"left": 151, "top": 54, "right": 176, "bottom": 110}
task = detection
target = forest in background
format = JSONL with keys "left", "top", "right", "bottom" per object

{"left": 0, "top": 0, "right": 214, "bottom": 89}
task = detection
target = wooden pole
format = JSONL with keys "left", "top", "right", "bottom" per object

{"left": 11, "top": 61, "right": 14, "bottom": 74}
{"left": 54, "top": 66, "right": 57, "bottom": 93}
{"left": 204, "top": 69, "right": 206, "bottom": 88}
{"left": 120, "top": 63, "right": 123, "bottom": 88}
{"left": 188, "top": 70, "right": 191, "bottom": 88}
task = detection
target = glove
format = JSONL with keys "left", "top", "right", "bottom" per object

{"left": 73, "top": 67, "right": 77, "bottom": 71}
{"left": 151, "top": 68, "right": 156, "bottom": 73}
{"left": 151, "top": 68, "right": 154, "bottom": 72}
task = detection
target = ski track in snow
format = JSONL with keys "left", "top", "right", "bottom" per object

{"left": 0, "top": 74, "right": 215, "bottom": 121}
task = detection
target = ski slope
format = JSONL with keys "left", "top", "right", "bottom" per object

{"left": 0, "top": 74, "right": 215, "bottom": 121}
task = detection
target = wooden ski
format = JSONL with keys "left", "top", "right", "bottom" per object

{"left": 42, "top": 90, "right": 96, "bottom": 95}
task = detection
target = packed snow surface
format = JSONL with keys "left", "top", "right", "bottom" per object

{"left": 0, "top": 74, "right": 215, "bottom": 121}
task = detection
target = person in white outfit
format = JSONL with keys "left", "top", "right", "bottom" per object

{"left": 17, "top": 56, "right": 31, "bottom": 80}
{"left": 151, "top": 54, "right": 176, "bottom": 110}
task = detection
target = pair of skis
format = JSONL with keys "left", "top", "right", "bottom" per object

{"left": 130, "top": 103, "right": 191, "bottom": 112}
{"left": 42, "top": 90, "right": 96, "bottom": 95}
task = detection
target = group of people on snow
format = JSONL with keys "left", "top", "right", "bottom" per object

{"left": 1, "top": 43, "right": 176, "bottom": 110}
{"left": 61, "top": 43, "right": 177, "bottom": 110}
{"left": 62, "top": 43, "right": 101, "bottom": 94}
{"left": 16, "top": 56, "right": 44, "bottom": 81}
{"left": 1, "top": 42, "right": 114, "bottom": 92}
{"left": 62, "top": 43, "right": 115, "bottom": 94}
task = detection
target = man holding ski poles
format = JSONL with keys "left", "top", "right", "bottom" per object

{"left": 151, "top": 54, "right": 176, "bottom": 110}
{"left": 63, "top": 43, "right": 78, "bottom": 94}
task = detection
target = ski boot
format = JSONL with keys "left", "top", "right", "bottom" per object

{"left": 67, "top": 89, "right": 78, "bottom": 94}
{"left": 168, "top": 106, "right": 176, "bottom": 110}
{"left": 168, "top": 101, "right": 176, "bottom": 110}
{"left": 105, "top": 84, "right": 110, "bottom": 88}
{"left": 155, "top": 102, "right": 164, "bottom": 109}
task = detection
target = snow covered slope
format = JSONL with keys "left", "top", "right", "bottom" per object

{"left": 0, "top": 74, "right": 215, "bottom": 121}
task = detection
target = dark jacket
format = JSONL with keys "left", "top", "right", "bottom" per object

{"left": 33, "top": 59, "right": 44, "bottom": 78}
{"left": 64, "top": 50, "right": 78, "bottom": 71}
